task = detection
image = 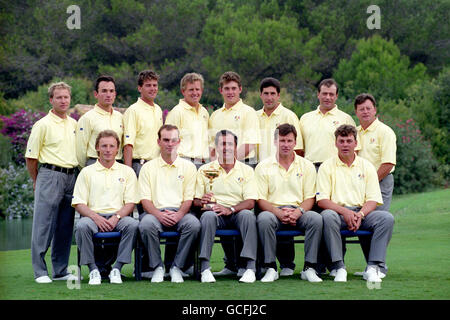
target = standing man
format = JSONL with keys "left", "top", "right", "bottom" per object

{"left": 208, "top": 71, "right": 261, "bottom": 275}
{"left": 26, "top": 82, "right": 78, "bottom": 283}
{"left": 257, "top": 77, "right": 303, "bottom": 276}
{"left": 355, "top": 93, "right": 396, "bottom": 211}
{"left": 257, "top": 77, "right": 302, "bottom": 162}
{"left": 194, "top": 130, "right": 258, "bottom": 283}
{"left": 299, "top": 78, "right": 356, "bottom": 170}
{"left": 317, "top": 125, "right": 394, "bottom": 283}
{"left": 209, "top": 71, "right": 261, "bottom": 166}
{"left": 138, "top": 125, "right": 200, "bottom": 283}
{"left": 73, "top": 130, "right": 139, "bottom": 285}
{"left": 123, "top": 70, "right": 163, "bottom": 175}
{"left": 166, "top": 72, "right": 210, "bottom": 169}
{"left": 256, "top": 123, "right": 323, "bottom": 282}
{"left": 76, "top": 75, "right": 123, "bottom": 167}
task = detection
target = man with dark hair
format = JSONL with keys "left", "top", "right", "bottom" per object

{"left": 209, "top": 71, "right": 261, "bottom": 167}
{"left": 299, "top": 78, "right": 356, "bottom": 170}
{"left": 317, "top": 124, "right": 394, "bottom": 283}
{"left": 166, "top": 73, "right": 209, "bottom": 169}
{"left": 354, "top": 93, "right": 396, "bottom": 211}
{"left": 76, "top": 75, "right": 123, "bottom": 167}
{"left": 26, "top": 82, "right": 78, "bottom": 283}
{"left": 138, "top": 125, "right": 200, "bottom": 283}
{"left": 73, "top": 130, "right": 139, "bottom": 285}
{"left": 256, "top": 123, "right": 323, "bottom": 282}
{"left": 194, "top": 130, "right": 258, "bottom": 283}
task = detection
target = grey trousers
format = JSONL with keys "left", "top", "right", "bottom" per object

{"left": 75, "top": 215, "right": 139, "bottom": 266}
{"left": 138, "top": 209, "right": 201, "bottom": 269}
{"left": 322, "top": 208, "right": 394, "bottom": 272}
{"left": 257, "top": 210, "right": 323, "bottom": 266}
{"left": 379, "top": 174, "right": 394, "bottom": 211}
{"left": 199, "top": 210, "right": 257, "bottom": 272}
{"left": 31, "top": 167, "right": 77, "bottom": 278}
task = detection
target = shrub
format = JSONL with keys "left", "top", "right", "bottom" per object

{"left": 0, "top": 164, "right": 34, "bottom": 219}
{"left": 0, "top": 134, "right": 13, "bottom": 168}
{"left": 382, "top": 116, "right": 440, "bottom": 194}
{"left": 0, "top": 109, "right": 46, "bottom": 165}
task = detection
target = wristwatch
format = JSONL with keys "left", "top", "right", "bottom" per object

{"left": 299, "top": 207, "right": 306, "bottom": 215}
{"left": 115, "top": 214, "right": 121, "bottom": 220}
{"left": 359, "top": 210, "right": 365, "bottom": 220}
{"left": 230, "top": 206, "right": 236, "bottom": 213}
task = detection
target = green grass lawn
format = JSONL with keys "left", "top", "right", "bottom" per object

{"left": 0, "top": 189, "right": 449, "bottom": 300}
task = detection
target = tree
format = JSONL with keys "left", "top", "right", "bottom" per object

{"left": 334, "top": 35, "right": 427, "bottom": 101}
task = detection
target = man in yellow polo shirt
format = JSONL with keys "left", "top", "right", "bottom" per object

{"left": 138, "top": 124, "right": 200, "bottom": 283}
{"left": 317, "top": 125, "right": 394, "bottom": 283}
{"left": 76, "top": 75, "right": 123, "bottom": 167}
{"left": 194, "top": 130, "right": 258, "bottom": 283}
{"left": 209, "top": 71, "right": 261, "bottom": 167}
{"left": 256, "top": 123, "right": 323, "bottom": 283}
{"left": 72, "top": 130, "right": 139, "bottom": 285}
{"left": 299, "top": 78, "right": 356, "bottom": 169}
{"left": 355, "top": 93, "right": 396, "bottom": 211}
{"left": 166, "top": 73, "right": 209, "bottom": 169}
{"left": 256, "top": 77, "right": 303, "bottom": 276}
{"left": 26, "top": 82, "right": 78, "bottom": 284}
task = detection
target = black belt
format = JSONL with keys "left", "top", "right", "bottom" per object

{"left": 132, "top": 159, "right": 148, "bottom": 165}
{"left": 42, "top": 163, "right": 75, "bottom": 175}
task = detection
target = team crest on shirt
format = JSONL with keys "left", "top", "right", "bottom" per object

{"left": 332, "top": 120, "right": 340, "bottom": 126}
{"left": 357, "top": 173, "right": 365, "bottom": 180}
{"left": 370, "top": 138, "right": 376, "bottom": 144}
{"left": 79, "top": 127, "right": 83, "bottom": 131}
{"left": 234, "top": 115, "right": 240, "bottom": 121}
{"left": 237, "top": 177, "right": 244, "bottom": 183}
{"left": 118, "top": 177, "right": 125, "bottom": 183}
{"left": 178, "top": 175, "right": 185, "bottom": 180}
{"left": 296, "top": 172, "right": 303, "bottom": 178}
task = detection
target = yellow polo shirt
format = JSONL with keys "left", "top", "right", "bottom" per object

{"left": 255, "top": 154, "right": 316, "bottom": 207}
{"left": 256, "top": 104, "right": 303, "bottom": 162}
{"left": 138, "top": 155, "right": 197, "bottom": 209}
{"left": 357, "top": 118, "right": 396, "bottom": 172}
{"left": 195, "top": 160, "right": 258, "bottom": 207}
{"left": 299, "top": 105, "right": 356, "bottom": 163}
{"left": 316, "top": 155, "right": 383, "bottom": 207}
{"left": 71, "top": 160, "right": 138, "bottom": 214}
{"left": 123, "top": 98, "right": 163, "bottom": 161}
{"left": 75, "top": 104, "right": 124, "bottom": 167}
{"left": 25, "top": 110, "right": 78, "bottom": 168}
{"left": 209, "top": 99, "right": 261, "bottom": 159}
{"left": 165, "top": 99, "right": 209, "bottom": 159}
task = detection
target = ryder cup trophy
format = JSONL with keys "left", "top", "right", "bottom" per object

{"left": 201, "top": 168, "right": 220, "bottom": 210}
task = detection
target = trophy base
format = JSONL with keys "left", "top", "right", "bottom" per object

{"left": 202, "top": 203, "right": 216, "bottom": 211}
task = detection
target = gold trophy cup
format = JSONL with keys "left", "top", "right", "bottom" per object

{"left": 201, "top": 168, "right": 220, "bottom": 210}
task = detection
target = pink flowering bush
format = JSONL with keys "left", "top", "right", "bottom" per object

{"left": 382, "top": 116, "right": 439, "bottom": 194}
{"left": 0, "top": 109, "right": 45, "bottom": 164}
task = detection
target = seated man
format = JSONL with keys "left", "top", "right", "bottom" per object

{"left": 194, "top": 130, "right": 258, "bottom": 283}
{"left": 317, "top": 124, "right": 394, "bottom": 283}
{"left": 73, "top": 130, "right": 139, "bottom": 285}
{"left": 138, "top": 124, "right": 200, "bottom": 283}
{"left": 256, "top": 123, "right": 323, "bottom": 282}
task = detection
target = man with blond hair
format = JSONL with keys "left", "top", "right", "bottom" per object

{"left": 73, "top": 130, "right": 139, "bottom": 285}
{"left": 26, "top": 81, "right": 78, "bottom": 283}
{"left": 166, "top": 72, "right": 209, "bottom": 169}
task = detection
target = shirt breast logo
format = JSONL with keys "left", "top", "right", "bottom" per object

{"left": 370, "top": 138, "right": 376, "bottom": 144}
{"left": 332, "top": 120, "right": 340, "bottom": 126}
{"left": 357, "top": 173, "right": 365, "bottom": 180}
{"left": 296, "top": 172, "right": 303, "bottom": 178}
{"left": 118, "top": 177, "right": 125, "bottom": 183}
{"left": 234, "top": 115, "right": 240, "bottom": 121}
{"left": 237, "top": 177, "right": 244, "bottom": 183}
{"left": 178, "top": 175, "right": 185, "bottom": 180}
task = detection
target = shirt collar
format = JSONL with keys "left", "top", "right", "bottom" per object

{"left": 94, "top": 159, "right": 120, "bottom": 171}
{"left": 138, "top": 97, "right": 158, "bottom": 109}
{"left": 48, "top": 110, "right": 67, "bottom": 123}
{"left": 335, "top": 154, "right": 360, "bottom": 168}
{"left": 316, "top": 104, "right": 338, "bottom": 115}
{"left": 221, "top": 99, "right": 243, "bottom": 111}
{"left": 261, "top": 103, "right": 283, "bottom": 118}
{"left": 157, "top": 154, "right": 180, "bottom": 168}
{"left": 358, "top": 118, "right": 380, "bottom": 132}
{"left": 94, "top": 104, "right": 114, "bottom": 115}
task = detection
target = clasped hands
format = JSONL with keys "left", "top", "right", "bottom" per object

{"left": 343, "top": 209, "right": 364, "bottom": 231}
{"left": 201, "top": 192, "right": 233, "bottom": 216}
{"left": 278, "top": 207, "right": 302, "bottom": 226}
